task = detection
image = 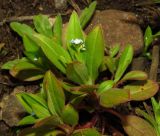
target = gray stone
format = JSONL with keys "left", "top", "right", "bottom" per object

{"left": 131, "top": 57, "right": 148, "bottom": 71}
{"left": 1, "top": 86, "right": 26, "bottom": 127}
{"left": 86, "top": 10, "right": 144, "bottom": 55}
{"left": 54, "top": 0, "right": 67, "bottom": 9}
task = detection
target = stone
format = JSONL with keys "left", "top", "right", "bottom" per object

{"left": 131, "top": 57, "right": 148, "bottom": 71}
{"left": 1, "top": 86, "right": 26, "bottom": 127}
{"left": 86, "top": 10, "right": 144, "bottom": 55}
{"left": 54, "top": 0, "right": 67, "bottom": 10}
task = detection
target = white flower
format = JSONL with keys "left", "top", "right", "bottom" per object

{"left": 70, "top": 39, "right": 84, "bottom": 45}
{"left": 70, "top": 38, "right": 86, "bottom": 51}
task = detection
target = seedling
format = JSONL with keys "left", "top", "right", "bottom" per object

{"left": 136, "top": 97, "right": 160, "bottom": 136}
{"left": 143, "top": 26, "right": 160, "bottom": 59}
{"left": 16, "top": 71, "right": 100, "bottom": 135}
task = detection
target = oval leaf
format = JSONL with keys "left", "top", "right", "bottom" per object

{"left": 16, "top": 92, "right": 50, "bottom": 118}
{"left": 2, "top": 58, "right": 26, "bottom": 70}
{"left": 114, "top": 44, "right": 133, "bottom": 83}
{"left": 62, "top": 104, "right": 79, "bottom": 126}
{"left": 43, "top": 71, "right": 65, "bottom": 116}
{"left": 123, "top": 115, "right": 157, "bottom": 136}
{"left": 66, "top": 11, "right": 84, "bottom": 61}
{"left": 99, "top": 88, "right": 130, "bottom": 108}
{"left": 33, "top": 14, "right": 53, "bottom": 37}
{"left": 85, "top": 25, "right": 104, "bottom": 83}
{"left": 124, "top": 80, "right": 159, "bottom": 101}
{"left": 66, "top": 61, "right": 89, "bottom": 85}
{"left": 53, "top": 14, "right": 62, "bottom": 46}
{"left": 18, "top": 115, "right": 37, "bottom": 126}
{"left": 80, "top": 1, "right": 97, "bottom": 29}
{"left": 29, "top": 33, "right": 71, "bottom": 73}
{"left": 10, "top": 22, "right": 34, "bottom": 37}
{"left": 144, "top": 26, "right": 153, "bottom": 52}
{"left": 9, "top": 59, "right": 45, "bottom": 81}
{"left": 120, "top": 71, "right": 148, "bottom": 82}
{"left": 97, "top": 80, "right": 114, "bottom": 94}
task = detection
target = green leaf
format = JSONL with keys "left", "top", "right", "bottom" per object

{"left": 153, "top": 31, "right": 160, "bottom": 38}
{"left": 151, "top": 97, "right": 160, "bottom": 125}
{"left": 31, "top": 104, "right": 51, "bottom": 118}
{"left": 72, "top": 128, "right": 100, "bottom": 136}
{"left": 144, "top": 26, "right": 153, "bottom": 53}
{"left": 120, "top": 71, "right": 148, "bottom": 82}
{"left": 34, "top": 115, "right": 63, "bottom": 128}
{"left": 9, "top": 59, "right": 45, "bottom": 81}
{"left": 99, "top": 88, "right": 130, "bottom": 108}
{"left": 29, "top": 33, "right": 71, "bottom": 73}
{"left": 109, "top": 43, "right": 120, "bottom": 57}
{"left": 33, "top": 14, "right": 53, "bottom": 37}
{"left": 114, "top": 44, "right": 133, "bottom": 83}
{"left": 11, "top": 22, "right": 39, "bottom": 53}
{"left": 80, "top": 1, "right": 97, "bottom": 29}
{"left": 22, "top": 35, "right": 39, "bottom": 53}
{"left": 124, "top": 80, "right": 159, "bottom": 101}
{"left": 16, "top": 93, "right": 33, "bottom": 114}
{"left": 16, "top": 93, "right": 50, "bottom": 118}
{"left": 66, "top": 11, "right": 84, "bottom": 61}
{"left": 123, "top": 115, "right": 157, "bottom": 136}
{"left": 104, "top": 56, "right": 116, "bottom": 74}
{"left": 62, "top": 104, "right": 79, "bottom": 126}
{"left": 85, "top": 25, "right": 104, "bottom": 83}
{"left": 135, "top": 108, "right": 157, "bottom": 128}
{"left": 10, "top": 22, "right": 34, "bottom": 37}
{"left": 18, "top": 116, "right": 63, "bottom": 136}
{"left": 18, "top": 115, "right": 37, "bottom": 126}
{"left": 70, "top": 94, "right": 87, "bottom": 106}
{"left": 66, "top": 61, "right": 90, "bottom": 85}
{"left": 53, "top": 14, "right": 62, "bottom": 46}
{"left": 1, "top": 58, "right": 26, "bottom": 70}
{"left": 97, "top": 80, "right": 114, "bottom": 94}
{"left": 43, "top": 71, "right": 65, "bottom": 116}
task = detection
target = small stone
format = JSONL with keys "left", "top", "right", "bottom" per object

{"left": 86, "top": 10, "right": 144, "bottom": 55}
{"left": 1, "top": 86, "right": 26, "bottom": 127}
{"left": 54, "top": 0, "right": 67, "bottom": 10}
{"left": 131, "top": 57, "right": 148, "bottom": 71}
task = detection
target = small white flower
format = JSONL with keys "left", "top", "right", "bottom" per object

{"left": 70, "top": 38, "right": 86, "bottom": 52}
{"left": 70, "top": 39, "right": 84, "bottom": 45}
{"left": 34, "top": 58, "right": 38, "bottom": 61}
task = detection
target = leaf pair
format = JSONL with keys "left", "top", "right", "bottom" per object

{"left": 2, "top": 14, "right": 64, "bottom": 81}
{"left": 66, "top": 25, "right": 104, "bottom": 85}
{"left": 17, "top": 71, "right": 79, "bottom": 128}
{"left": 2, "top": 58, "right": 45, "bottom": 81}
{"left": 99, "top": 80, "right": 158, "bottom": 108}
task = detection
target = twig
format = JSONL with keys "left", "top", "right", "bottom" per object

{"left": 67, "top": 0, "right": 81, "bottom": 15}
{"left": 149, "top": 45, "right": 159, "bottom": 81}
{"left": 0, "top": 12, "right": 70, "bottom": 26}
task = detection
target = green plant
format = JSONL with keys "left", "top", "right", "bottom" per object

{"left": 16, "top": 71, "right": 100, "bottom": 135}
{"left": 2, "top": 1, "right": 97, "bottom": 82}
{"left": 135, "top": 97, "right": 160, "bottom": 136}
{"left": 15, "top": 45, "right": 159, "bottom": 135}
{"left": 143, "top": 26, "right": 160, "bottom": 59}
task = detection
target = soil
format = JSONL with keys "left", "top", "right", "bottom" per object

{"left": 0, "top": 0, "right": 160, "bottom": 136}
